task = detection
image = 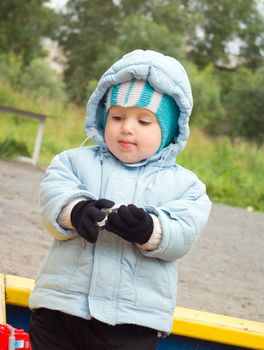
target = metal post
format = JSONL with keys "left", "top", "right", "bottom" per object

{"left": 0, "top": 105, "right": 49, "bottom": 166}
{"left": 32, "top": 119, "right": 45, "bottom": 165}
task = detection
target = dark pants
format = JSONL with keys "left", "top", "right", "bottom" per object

{"left": 29, "top": 308, "right": 158, "bottom": 350}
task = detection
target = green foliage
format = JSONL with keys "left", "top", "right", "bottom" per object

{"left": 92, "top": 14, "right": 185, "bottom": 80}
{"left": 86, "top": 79, "right": 100, "bottom": 99}
{"left": 236, "top": 2, "right": 264, "bottom": 70}
{"left": 151, "top": 0, "right": 197, "bottom": 38}
{"left": 178, "top": 130, "right": 264, "bottom": 211}
{"left": 18, "top": 58, "right": 66, "bottom": 101}
{"left": 56, "top": 1, "right": 189, "bottom": 104}
{"left": 118, "top": 0, "right": 152, "bottom": 16}
{"left": 118, "top": 14, "right": 184, "bottom": 59}
{"left": 0, "top": 79, "right": 22, "bottom": 106}
{"left": 52, "top": 0, "right": 263, "bottom": 109}
{"left": 187, "top": 64, "right": 225, "bottom": 133}
{"left": 91, "top": 47, "right": 122, "bottom": 82}
{"left": 0, "top": 137, "right": 30, "bottom": 159}
{"left": 0, "top": 0, "right": 57, "bottom": 64}
{"left": 225, "top": 65, "right": 264, "bottom": 144}
{"left": 1, "top": 82, "right": 264, "bottom": 212}
{"left": 1, "top": 0, "right": 264, "bottom": 112}
{"left": 0, "top": 79, "right": 86, "bottom": 164}
{"left": 119, "top": 0, "right": 197, "bottom": 42}
{"left": 117, "top": 14, "right": 155, "bottom": 52}
{"left": 0, "top": 54, "right": 66, "bottom": 102}
{"left": 187, "top": 0, "right": 264, "bottom": 69}
{"left": 0, "top": 52, "right": 23, "bottom": 84}
{"left": 0, "top": 1, "right": 264, "bottom": 210}
{"left": 207, "top": 139, "right": 264, "bottom": 211}
{"left": 57, "top": 0, "right": 121, "bottom": 104}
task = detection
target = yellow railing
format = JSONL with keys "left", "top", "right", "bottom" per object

{"left": 1, "top": 274, "right": 264, "bottom": 349}
{"left": 0, "top": 274, "right": 6, "bottom": 324}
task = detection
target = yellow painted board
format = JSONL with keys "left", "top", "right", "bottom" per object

{"left": 5, "top": 274, "right": 34, "bottom": 307}
{"left": 0, "top": 274, "right": 6, "bottom": 323}
{"left": 172, "top": 307, "right": 264, "bottom": 350}
{"left": 4, "top": 275, "right": 264, "bottom": 349}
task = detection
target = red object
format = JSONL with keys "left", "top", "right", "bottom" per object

{"left": 0, "top": 324, "right": 31, "bottom": 350}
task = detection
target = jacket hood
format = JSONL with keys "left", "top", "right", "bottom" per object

{"left": 85, "top": 49, "right": 193, "bottom": 156}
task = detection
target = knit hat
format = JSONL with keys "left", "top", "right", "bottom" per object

{"left": 104, "top": 79, "right": 180, "bottom": 150}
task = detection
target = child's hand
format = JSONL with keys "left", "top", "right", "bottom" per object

{"left": 71, "top": 199, "right": 115, "bottom": 243}
{"left": 105, "top": 204, "right": 153, "bottom": 244}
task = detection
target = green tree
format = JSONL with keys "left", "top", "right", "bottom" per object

{"left": 118, "top": 0, "right": 153, "bottom": 16}
{"left": 117, "top": 0, "right": 197, "bottom": 56}
{"left": 228, "top": 66, "right": 264, "bottom": 144}
{"left": 18, "top": 58, "right": 66, "bottom": 101}
{"left": 187, "top": 64, "right": 225, "bottom": 134}
{"left": 0, "top": 0, "right": 57, "bottom": 64}
{"left": 187, "top": 0, "right": 264, "bottom": 69}
{"left": 150, "top": 0, "right": 198, "bottom": 39}
{"left": 116, "top": 14, "right": 184, "bottom": 58}
{"left": 56, "top": 0, "right": 194, "bottom": 104}
{"left": 91, "top": 14, "right": 185, "bottom": 86}
{"left": 56, "top": 0, "right": 121, "bottom": 104}
{"left": 120, "top": 0, "right": 264, "bottom": 70}
{"left": 0, "top": 52, "right": 23, "bottom": 85}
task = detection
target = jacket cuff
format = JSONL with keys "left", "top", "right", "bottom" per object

{"left": 137, "top": 214, "right": 162, "bottom": 251}
{"left": 57, "top": 197, "right": 87, "bottom": 230}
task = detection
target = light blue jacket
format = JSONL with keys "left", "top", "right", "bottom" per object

{"left": 29, "top": 50, "right": 212, "bottom": 332}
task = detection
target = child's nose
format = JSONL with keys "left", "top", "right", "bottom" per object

{"left": 121, "top": 119, "right": 134, "bottom": 133}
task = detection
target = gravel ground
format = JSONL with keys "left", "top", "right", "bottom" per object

{"left": 0, "top": 158, "right": 263, "bottom": 322}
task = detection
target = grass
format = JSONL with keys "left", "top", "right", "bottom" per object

{"left": 1, "top": 79, "right": 264, "bottom": 212}
{"left": 0, "top": 79, "right": 88, "bottom": 164}
{"left": 177, "top": 129, "right": 264, "bottom": 211}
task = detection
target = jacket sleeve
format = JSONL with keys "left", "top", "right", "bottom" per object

{"left": 39, "top": 150, "right": 96, "bottom": 240}
{"left": 142, "top": 176, "right": 212, "bottom": 262}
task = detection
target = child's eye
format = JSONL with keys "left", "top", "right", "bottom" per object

{"left": 111, "top": 115, "right": 123, "bottom": 121}
{"left": 139, "top": 120, "right": 151, "bottom": 125}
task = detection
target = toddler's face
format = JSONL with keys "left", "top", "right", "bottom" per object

{"left": 104, "top": 106, "right": 161, "bottom": 163}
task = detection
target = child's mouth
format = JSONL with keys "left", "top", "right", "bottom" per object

{"left": 119, "top": 140, "right": 136, "bottom": 148}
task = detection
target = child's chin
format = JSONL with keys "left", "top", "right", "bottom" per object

{"left": 119, "top": 155, "right": 142, "bottom": 163}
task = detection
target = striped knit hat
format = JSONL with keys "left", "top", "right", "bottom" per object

{"left": 105, "top": 79, "right": 180, "bottom": 150}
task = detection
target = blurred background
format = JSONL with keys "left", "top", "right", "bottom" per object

{"left": 1, "top": 1, "right": 264, "bottom": 324}
{"left": 0, "top": 0, "right": 264, "bottom": 212}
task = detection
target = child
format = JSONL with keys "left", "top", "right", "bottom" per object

{"left": 29, "top": 49, "right": 212, "bottom": 350}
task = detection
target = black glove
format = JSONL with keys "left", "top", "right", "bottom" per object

{"left": 105, "top": 204, "right": 153, "bottom": 244}
{"left": 71, "top": 199, "right": 114, "bottom": 243}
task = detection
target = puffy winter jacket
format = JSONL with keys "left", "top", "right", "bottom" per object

{"left": 29, "top": 50, "right": 212, "bottom": 332}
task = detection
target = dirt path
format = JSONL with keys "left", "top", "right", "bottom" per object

{"left": 0, "top": 158, "right": 263, "bottom": 322}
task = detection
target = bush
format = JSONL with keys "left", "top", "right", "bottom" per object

{"left": 18, "top": 58, "right": 66, "bottom": 102}
{"left": 187, "top": 64, "right": 225, "bottom": 134}
{"left": 0, "top": 137, "right": 30, "bottom": 159}
{"left": 227, "top": 65, "right": 264, "bottom": 144}
{"left": 0, "top": 53, "right": 23, "bottom": 85}
{"left": 0, "top": 53, "right": 67, "bottom": 102}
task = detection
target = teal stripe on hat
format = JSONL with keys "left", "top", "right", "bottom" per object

{"left": 156, "top": 94, "right": 180, "bottom": 151}
{"left": 136, "top": 80, "right": 154, "bottom": 108}
{"left": 110, "top": 84, "right": 120, "bottom": 105}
